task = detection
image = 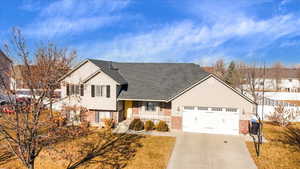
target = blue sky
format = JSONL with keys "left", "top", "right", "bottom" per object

{"left": 1, "top": 0, "right": 300, "bottom": 65}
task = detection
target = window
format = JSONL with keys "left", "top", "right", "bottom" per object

{"left": 183, "top": 106, "right": 195, "bottom": 110}
{"left": 70, "top": 85, "right": 75, "bottom": 95}
{"left": 100, "top": 112, "right": 111, "bottom": 119}
{"left": 145, "top": 102, "right": 156, "bottom": 111}
{"left": 212, "top": 107, "right": 223, "bottom": 111}
{"left": 95, "top": 85, "right": 106, "bottom": 97}
{"left": 225, "top": 108, "right": 238, "bottom": 112}
{"left": 67, "top": 84, "right": 80, "bottom": 96}
{"left": 198, "top": 107, "right": 208, "bottom": 111}
{"left": 95, "top": 111, "right": 111, "bottom": 123}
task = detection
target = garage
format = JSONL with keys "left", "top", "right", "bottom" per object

{"left": 182, "top": 106, "right": 239, "bottom": 135}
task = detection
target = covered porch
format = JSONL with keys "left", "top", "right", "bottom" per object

{"left": 120, "top": 100, "right": 172, "bottom": 126}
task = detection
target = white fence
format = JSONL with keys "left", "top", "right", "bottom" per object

{"left": 257, "top": 92, "right": 300, "bottom": 101}
{"left": 257, "top": 105, "right": 300, "bottom": 122}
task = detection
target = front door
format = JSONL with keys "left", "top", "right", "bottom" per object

{"left": 124, "top": 101, "right": 133, "bottom": 119}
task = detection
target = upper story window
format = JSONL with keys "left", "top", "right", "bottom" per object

{"left": 66, "top": 84, "right": 80, "bottom": 96}
{"left": 145, "top": 102, "right": 157, "bottom": 112}
{"left": 95, "top": 85, "right": 105, "bottom": 97}
{"left": 91, "top": 85, "right": 111, "bottom": 98}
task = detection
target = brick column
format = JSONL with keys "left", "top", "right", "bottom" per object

{"left": 171, "top": 116, "right": 182, "bottom": 130}
{"left": 239, "top": 120, "right": 249, "bottom": 134}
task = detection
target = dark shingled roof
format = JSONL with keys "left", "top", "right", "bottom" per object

{"left": 88, "top": 59, "right": 210, "bottom": 101}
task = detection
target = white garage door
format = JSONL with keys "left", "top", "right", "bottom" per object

{"left": 182, "top": 106, "right": 239, "bottom": 135}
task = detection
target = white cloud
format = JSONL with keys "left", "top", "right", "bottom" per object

{"left": 23, "top": 0, "right": 130, "bottom": 38}
{"left": 73, "top": 13, "right": 300, "bottom": 64}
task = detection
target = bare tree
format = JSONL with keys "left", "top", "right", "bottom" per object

{"left": 268, "top": 105, "right": 300, "bottom": 127}
{"left": 213, "top": 59, "right": 226, "bottom": 79}
{"left": 272, "top": 62, "right": 284, "bottom": 91}
{"left": 0, "top": 28, "right": 76, "bottom": 169}
{"left": 243, "top": 63, "right": 265, "bottom": 103}
{"left": 35, "top": 44, "right": 76, "bottom": 117}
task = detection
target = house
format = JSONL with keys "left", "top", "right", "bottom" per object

{"left": 0, "top": 50, "right": 12, "bottom": 93}
{"left": 203, "top": 66, "right": 300, "bottom": 93}
{"left": 249, "top": 68, "right": 300, "bottom": 93}
{"left": 59, "top": 59, "right": 257, "bottom": 135}
{"left": 10, "top": 65, "right": 61, "bottom": 98}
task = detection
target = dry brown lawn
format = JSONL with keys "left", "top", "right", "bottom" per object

{"left": 0, "top": 131, "right": 175, "bottom": 169}
{"left": 282, "top": 100, "right": 300, "bottom": 106}
{"left": 246, "top": 122, "right": 300, "bottom": 169}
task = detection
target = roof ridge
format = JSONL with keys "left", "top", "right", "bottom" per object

{"left": 88, "top": 58, "right": 199, "bottom": 65}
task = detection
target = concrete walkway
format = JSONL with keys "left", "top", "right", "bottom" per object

{"left": 167, "top": 133, "right": 257, "bottom": 169}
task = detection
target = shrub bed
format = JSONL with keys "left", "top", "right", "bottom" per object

{"left": 156, "top": 121, "right": 169, "bottom": 132}
{"left": 144, "top": 120, "right": 155, "bottom": 131}
{"left": 129, "top": 119, "right": 144, "bottom": 131}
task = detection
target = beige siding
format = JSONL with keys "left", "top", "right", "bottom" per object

{"left": 172, "top": 76, "right": 255, "bottom": 120}
{"left": 61, "top": 61, "right": 118, "bottom": 110}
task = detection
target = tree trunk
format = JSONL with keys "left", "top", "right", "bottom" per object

{"left": 49, "top": 89, "right": 54, "bottom": 119}
{"left": 28, "top": 161, "right": 34, "bottom": 169}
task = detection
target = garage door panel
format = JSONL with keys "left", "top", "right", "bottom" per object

{"left": 182, "top": 108, "right": 239, "bottom": 135}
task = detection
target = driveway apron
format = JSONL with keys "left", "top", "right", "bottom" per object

{"left": 167, "top": 133, "right": 257, "bottom": 169}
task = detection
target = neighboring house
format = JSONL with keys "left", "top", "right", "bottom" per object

{"left": 0, "top": 50, "right": 12, "bottom": 93}
{"left": 203, "top": 66, "right": 300, "bottom": 93}
{"left": 59, "top": 59, "right": 257, "bottom": 135}
{"left": 10, "top": 65, "right": 61, "bottom": 98}
{"left": 249, "top": 68, "right": 300, "bottom": 92}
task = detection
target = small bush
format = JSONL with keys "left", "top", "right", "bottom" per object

{"left": 144, "top": 120, "right": 155, "bottom": 131}
{"left": 129, "top": 119, "right": 144, "bottom": 131}
{"left": 104, "top": 119, "right": 115, "bottom": 129}
{"left": 156, "top": 121, "right": 169, "bottom": 132}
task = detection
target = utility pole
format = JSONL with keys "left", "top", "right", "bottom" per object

{"left": 257, "top": 62, "right": 266, "bottom": 156}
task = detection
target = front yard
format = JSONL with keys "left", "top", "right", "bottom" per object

{"left": 0, "top": 130, "right": 175, "bottom": 169}
{"left": 246, "top": 122, "right": 300, "bottom": 169}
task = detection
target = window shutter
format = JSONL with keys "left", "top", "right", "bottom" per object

{"left": 91, "top": 85, "right": 95, "bottom": 97}
{"left": 80, "top": 84, "right": 84, "bottom": 96}
{"left": 66, "top": 84, "right": 70, "bottom": 96}
{"left": 106, "top": 85, "right": 110, "bottom": 98}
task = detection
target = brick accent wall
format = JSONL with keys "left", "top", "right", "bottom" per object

{"left": 171, "top": 116, "right": 182, "bottom": 130}
{"left": 239, "top": 120, "right": 249, "bottom": 134}
{"left": 86, "top": 110, "right": 96, "bottom": 123}
{"left": 161, "top": 102, "right": 171, "bottom": 116}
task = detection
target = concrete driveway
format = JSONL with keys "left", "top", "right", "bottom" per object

{"left": 167, "top": 133, "right": 257, "bottom": 169}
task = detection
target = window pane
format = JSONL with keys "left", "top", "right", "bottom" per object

{"left": 198, "top": 107, "right": 209, "bottom": 111}
{"left": 70, "top": 85, "right": 75, "bottom": 95}
{"left": 75, "top": 85, "right": 80, "bottom": 95}
{"left": 96, "top": 85, "right": 102, "bottom": 97}
{"left": 183, "top": 106, "right": 195, "bottom": 110}
{"left": 225, "top": 108, "right": 237, "bottom": 112}
{"left": 212, "top": 107, "right": 223, "bottom": 111}
{"left": 146, "top": 102, "right": 156, "bottom": 111}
